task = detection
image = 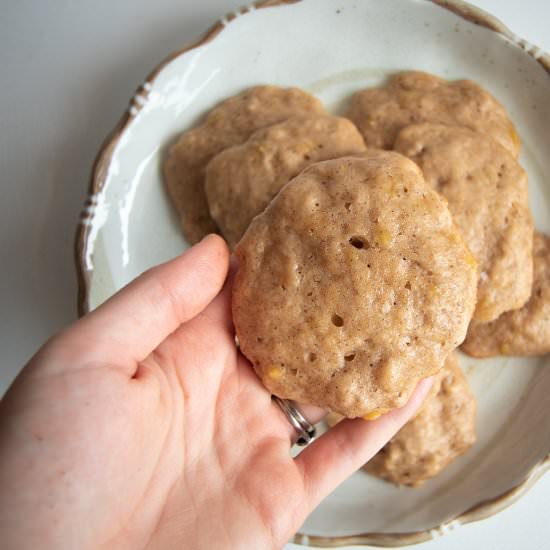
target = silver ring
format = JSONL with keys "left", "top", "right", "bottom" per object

{"left": 272, "top": 396, "right": 316, "bottom": 446}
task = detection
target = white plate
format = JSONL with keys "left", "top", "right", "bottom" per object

{"left": 76, "top": 0, "right": 550, "bottom": 546}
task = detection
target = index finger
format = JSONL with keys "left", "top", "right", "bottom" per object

{"left": 58, "top": 234, "right": 230, "bottom": 369}
{"left": 295, "top": 377, "right": 433, "bottom": 510}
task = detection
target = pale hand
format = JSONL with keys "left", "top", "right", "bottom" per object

{"left": 0, "top": 235, "right": 431, "bottom": 550}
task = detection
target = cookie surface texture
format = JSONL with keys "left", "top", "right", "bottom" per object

{"left": 365, "top": 353, "right": 476, "bottom": 486}
{"left": 347, "top": 71, "right": 519, "bottom": 156}
{"left": 233, "top": 152, "right": 478, "bottom": 418}
{"left": 164, "top": 86, "right": 324, "bottom": 243}
{"left": 394, "top": 123, "right": 533, "bottom": 322}
{"left": 463, "top": 232, "right": 550, "bottom": 357}
{"left": 205, "top": 114, "right": 366, "bottom": 248}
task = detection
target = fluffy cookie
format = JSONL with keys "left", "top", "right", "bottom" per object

{"left": 394, "top": 123, "right": 533, "bottom": 322}
{"left": 463, "top": 232, "right": 550, "bottom": 357}
{"left": 164, "top": 86, "right": 324, "bottom": 243}
{"left": 325, "top": 364, "right": 442, "bottom": 427}
{"left": 365, "top": 353, "right": 476, "bottom": 486}
{"left": 347, "top": 71, "right": 519, "bottom": 156}
{"left": 205, "top": 114, "right": 366, "bottom": 248}
{"left": 233, "top": 153, "right": 478, "bottom": 418}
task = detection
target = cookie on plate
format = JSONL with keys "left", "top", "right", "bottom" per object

{"left": 347, "top": 71, "right": 519, "bottom": 156}
{"left": 365, "top": 353, "right": 476, "bottom": 487}
{"left": 463, "top": 232, "right": 550, "bottom": 357}
{"left": 394, "top": 123, "right": 533, "bottom": 322}
{"left": 164, "top": 86, "right": 324, "bottom": 243}
{"left": 233, "top": 152, "right": 478, "bottom": 418}
{"left": 205, "top": 114, "right": 366, "bottom": 248}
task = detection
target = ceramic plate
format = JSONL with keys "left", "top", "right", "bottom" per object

{"left": 76, "top": 0, "right": 550, "bottom": 546}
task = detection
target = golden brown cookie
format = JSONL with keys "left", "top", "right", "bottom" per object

{"left": 164, "top": 86, "right": 324, "bottom": 243}
{"left": 325, "top": 364, "right": 442, "bottom": 427}
{"left": 394, "top": 123, "right": 533, "bottom": 322}
{"left": 463, "top": 232, "right": 550, "bottom": 357}
{"left": 205, "top": 114, "right": 366, "bottom": 248}
{"left": 347, "top": 71, "right": 519, "bottom": 156}
{"left": 233, "top": 153, "right": 478, "bottom": 418}
{"left": 365, "top": 353, "right": 476, "bottom": 486}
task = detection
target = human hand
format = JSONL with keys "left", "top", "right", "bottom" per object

{"left": 0, "top": 235, "right": 431, "bottom": 550}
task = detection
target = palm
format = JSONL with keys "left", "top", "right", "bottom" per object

{"left": 138, "top": 286, "right": 309, "bottom": 550}
{"left": 0, "top": 236, "right": 430, "bottom": 550}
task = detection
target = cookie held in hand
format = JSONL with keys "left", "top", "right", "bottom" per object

{"left": 232, "top": 152, "right": 478, "bottom": 418}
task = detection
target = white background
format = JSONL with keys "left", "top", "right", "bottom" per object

{"left": 1, "top": 1, "right": 548, "bottom": 549}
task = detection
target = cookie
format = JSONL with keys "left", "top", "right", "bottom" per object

{"left": 365, "top": 353, "right": 476, "bottom": 486}
{"left": 233, "top": 153, "right": 478, "bottom": 418}
{"left": 463, "top": 232, "right": 550, "bottom": 357}
{"left": 394, "top": 123, "right": 533, "bottom": 322}
{"left": 325, "top": 364, "right": 441, "bottom": 427}
{"left": 205, "top": 114, "right": 366, "bottom": 248}
{"left": 347, "top": 71, "right": 519, "bottom": 156}
{"left": 163, "top": 86, "right": 324, "bottom": 243}
{"left": 325, "top": 354, "right": 444, "bottom": 427}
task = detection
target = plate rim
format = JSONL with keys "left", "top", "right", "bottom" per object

{"left": 74, "top": 0, "right": 550, "bottom": 546}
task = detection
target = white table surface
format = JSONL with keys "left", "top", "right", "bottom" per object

{"left": 1, "top": 1, "right": 548, "bottom": 549}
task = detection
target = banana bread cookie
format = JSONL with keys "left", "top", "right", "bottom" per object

{"left": 205, "top": 114, "right": 366, "bottom": 248}
{"left": 463, "top": 232, "right": 550, "bottom": 357}
{"left": 365, "top": 353, "right": 476, "bottom": 486}
{"left": 164, "top": 86, "right": 324, "bottom": 243}
{"left": 394, "top": 123, "right": 533, "bottom": 322}
{"left": 347, "top": 71, "right": 519, "bottom": 156}
{"left": 232, "top": 152, "right": 478, "bottom": 418}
